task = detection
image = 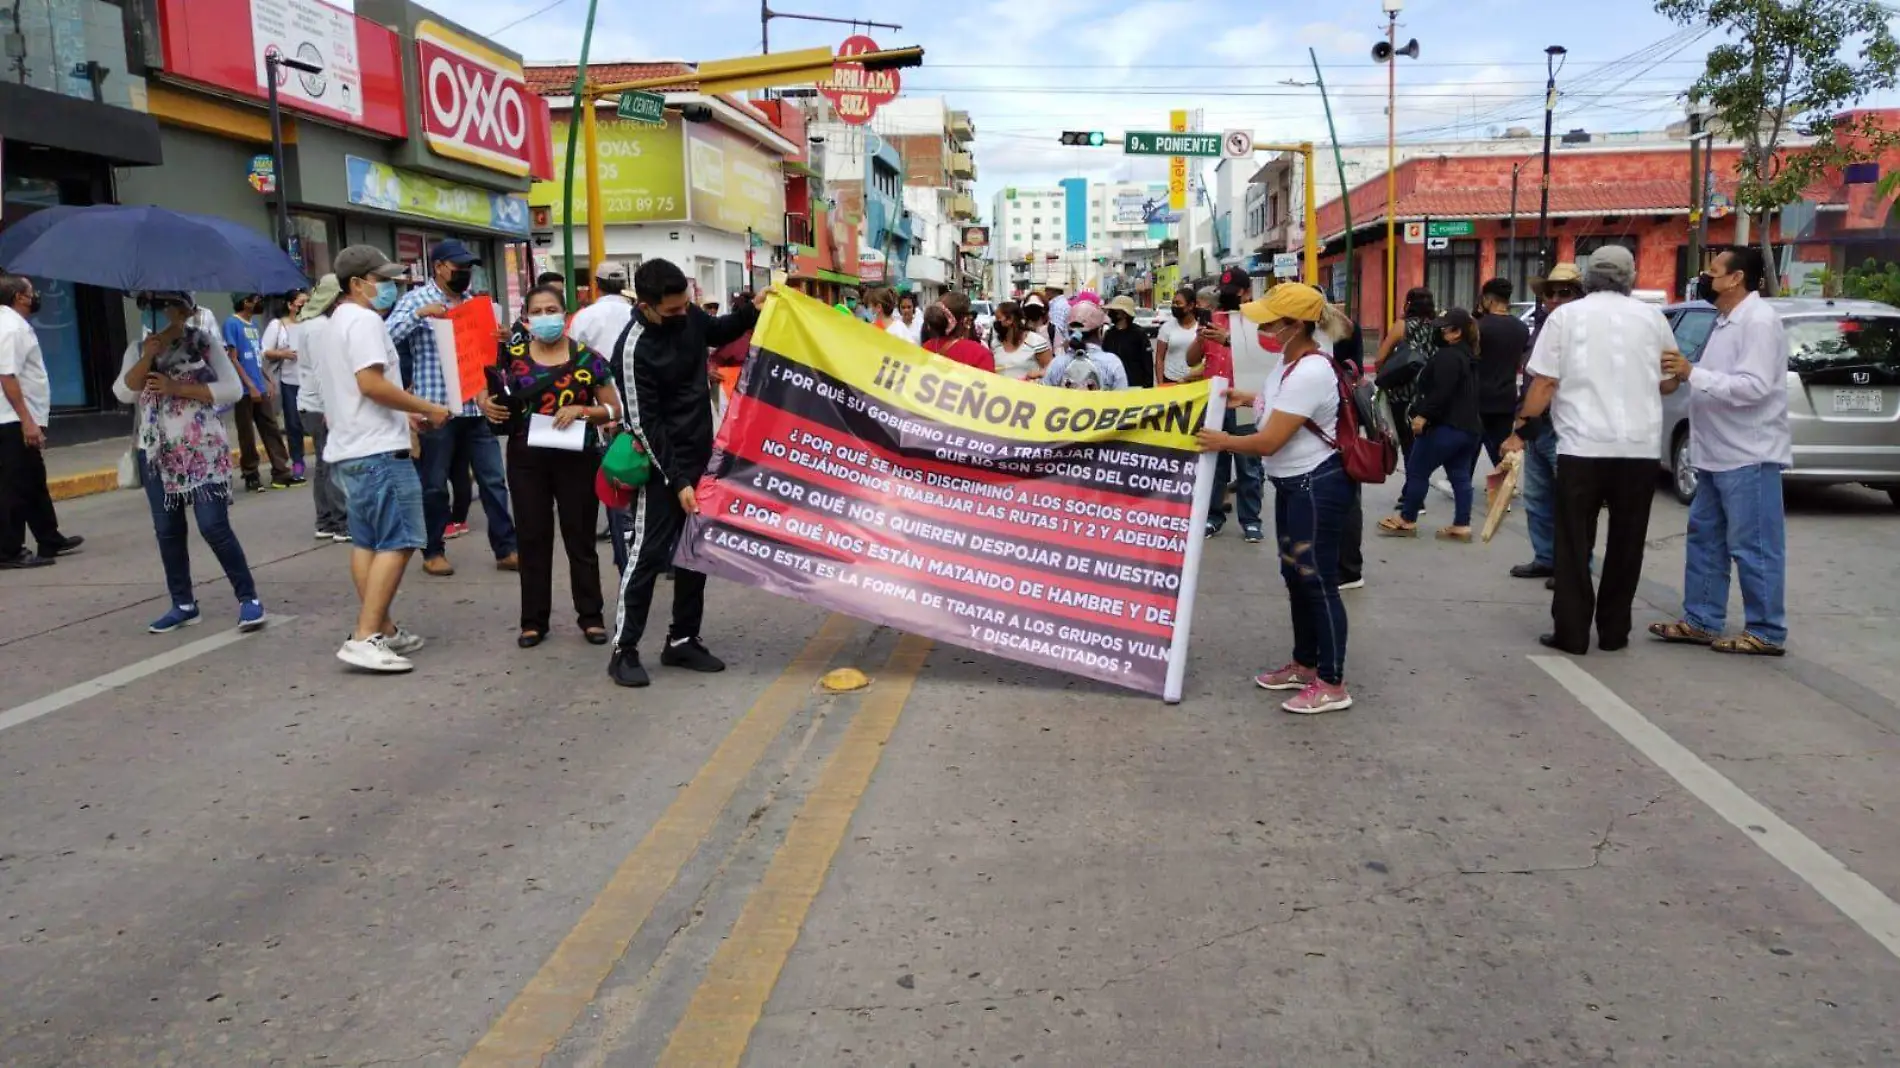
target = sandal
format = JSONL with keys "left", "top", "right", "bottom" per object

{"left": 1711, "top": 632, "right": 1786, "bottom": 657}
{"left": 518, "top": 630, "right": 546, "bottom": 649}
{"left": 1647, "top": 620, "right": 1717, "bottom": 645}
{"left": 583, "top": 627, "right": 609, "bottom": 646}
{"left": 1375, "top": 516, "right": 1418, "bottom": 537}
{"left": 1435, "top": 526, "right": 1473, "bottom": 543}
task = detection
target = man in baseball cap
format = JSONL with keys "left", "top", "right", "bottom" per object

{"left": 1042, "top": 300, "right": 1128, "bottom": 390}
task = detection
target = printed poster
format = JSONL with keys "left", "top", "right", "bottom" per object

{"left": 677, "top": 288, "right": 1223, "bottom": 700}
{"left": 251, "top": 0, "right": 364, "bottom": 122}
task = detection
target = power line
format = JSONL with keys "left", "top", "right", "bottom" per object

{"left": 487, "top": 0, "right": 575, "bottom": 37}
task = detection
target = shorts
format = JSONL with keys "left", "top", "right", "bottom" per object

{"left": 335, "top": 451, "right": 425, "bottom": 552}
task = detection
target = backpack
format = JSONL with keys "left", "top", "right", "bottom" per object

{"left": 1284, "top": 356, "right": 1399, "bottom": 484}
{"left": 1374, "top": 335, "right": 1431, "bottom": 391}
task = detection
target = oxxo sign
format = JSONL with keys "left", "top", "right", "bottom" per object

{"left": 416, "top": 20, "right": 532, "bottom": 177}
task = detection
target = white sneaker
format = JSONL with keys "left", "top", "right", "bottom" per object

{"left": 314, "top": 529, "right": 331, "bottom": 540}
{"left": 386, "top": 627, "right": 426, "bottom": 656}
{"left": 337, "top": 634, "right": 413, "bottom": 673}
{"left": 1338, "top": 578, "right": 1366, "bottom": 590}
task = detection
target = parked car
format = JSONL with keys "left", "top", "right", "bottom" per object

{"left": 1660, "top": 297, "right": 1900, "bottom": 506}
{"left": 970, "top": 299, "right": 994, "bottom": 345}
{"left": 1133, "top": 307, "right": 1164, "bottom": 338}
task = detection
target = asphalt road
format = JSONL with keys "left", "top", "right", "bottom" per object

{"left": 2, "top": 468, "right": 1897, "bottom": 1068}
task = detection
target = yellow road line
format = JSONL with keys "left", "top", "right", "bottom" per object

{"left": 459, "top": 614, "right": 859, "bottom": 1068}
{"left": 658, "top": 632, "right": 934, "bottom": 1068}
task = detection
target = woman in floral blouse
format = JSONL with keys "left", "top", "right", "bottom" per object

{"left": 477, "top": 285, "right": 624, "bottom": 647}
{"left": 113, "top": 292, "right": 265, "bottom": 635}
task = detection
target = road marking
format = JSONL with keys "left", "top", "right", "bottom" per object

{"left": 0, "top": 617, "right": 296, "bottom": 735}
{"left": 658, "top": 632, "right": 933, "bottom": 1067}
{"left": 1531, "top": 656, "right": 1900, "bottom": 960}
{"left": 460, "top": 613, "right": 860, "bottom": 1068}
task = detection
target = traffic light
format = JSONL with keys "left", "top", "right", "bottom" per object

{"left": 1059, "top": 131, "right": 1106, "bottom": 147}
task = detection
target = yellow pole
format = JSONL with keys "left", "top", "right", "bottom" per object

{"left": 582, "top": 92, "right": 606, "bottom": 292}
{"left": 1384, "top": 13, "right": 1398, "bottom": 327}
{"left": 1301, "top": 143, "right": 1318, "bottom": 284}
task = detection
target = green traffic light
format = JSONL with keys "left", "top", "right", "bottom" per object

{"left": 1089, "top": 131, "right": 1104, "bottom": 147}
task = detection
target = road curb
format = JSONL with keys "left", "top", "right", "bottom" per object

{"left": 49, "top": 468, "right": 123, "bottom": 503}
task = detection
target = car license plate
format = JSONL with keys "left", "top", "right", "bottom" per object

{"left": 1833, "top": 389, "right": 1882, "bottom": 414}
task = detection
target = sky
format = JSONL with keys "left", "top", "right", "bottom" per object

{"left": 448, "top": 0, "right": 1900, "bottom": 213}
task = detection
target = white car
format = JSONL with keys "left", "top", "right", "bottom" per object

{"left": 970, "top": 299, "right": 994, "bottom": 345}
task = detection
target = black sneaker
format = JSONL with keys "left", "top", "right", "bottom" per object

{"left": 41, "top": 535, "right": 84, "bottom": 556}
{"left": 1510, "top": 562, "right": 1555, "bottom": 579}
{"left": 608, "top": 649, "right": 650, "bottom": 688}
{"left": 245, "top": 478, "right": 267, "bottom": 494}
{"left": 0, "top": 549, "right": 53, "bottom": 569}
{"left": 660, "top": 636, "right": 726, "bottom": 673}
{"left": 281, "top": 474, "right": 308, "bottom": 488}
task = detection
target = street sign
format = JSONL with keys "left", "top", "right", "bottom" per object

{"left": 617, "top": 90, "right": 666, "bottom": 125}
{"left": 1426, "top": 219, "right": 1474, "bottom": 238}
{"left": 1126, "top": 130, "right": 1222, "bottom": 157}
{"left": 247, "top": 153, "right": 276, "bottom": 195}
{"left": 1221, "top": 130, "right": 1253, "bottom": 159}
{"left": 1272, "top": 252, "right": 1299, "bottom": 276}
{"left": 1426, "top": 236, "right": 1450, "bottom": 251}
{"left": 1403, "top": 221, "right": 1425, "bottom": 244}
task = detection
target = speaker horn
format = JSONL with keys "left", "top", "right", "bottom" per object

{"left": 1397, "top": 38, "right": 1420, "bottom": 59}
{"left": 1371, "top": 40, "right": 1392, "bottom": 61}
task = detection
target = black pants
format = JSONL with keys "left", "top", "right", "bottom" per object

{"left": 0, "top": 422, "right": 62, "bottom": 557}
{"left": 1551, "top": 455, "right": 1656, "bottom": 652}
{"left": 1339, "top": 481, "right": 1364, "bottom": 584}
{"left": 507, "top": 437, "right": 604, "bottom": 633}
{"left": 1479, "top": 412, "right": 1516, "bottom": 467}
{"left": 612, "top": 477, "right": 706, "bottom": 653}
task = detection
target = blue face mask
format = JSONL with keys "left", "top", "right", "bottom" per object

{"left": 528, "top": 313, "right": 566, "bottom": 343}
{"left": 371, "top": 280, "right": 399, "bottom": 311}
{"left": 144, "top": 307, "right": 163, "bottom": 334}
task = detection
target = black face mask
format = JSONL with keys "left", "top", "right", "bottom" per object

{"left": 26, "top": 293, "right": 43, "bottom": 315}
{"left": 1694, "top": 273, "right": 1719, "bottom": 304}
{"left": 445, "top": 268, "right": 474, "bottom": 295}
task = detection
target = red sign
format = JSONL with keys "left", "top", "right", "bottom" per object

{"left": 416, "top": 19, "right": 533, "bottom": 177}
{"left": 820, "top": 35, "right": 900, "bottom": 127}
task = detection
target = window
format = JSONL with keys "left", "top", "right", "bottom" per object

{"left": 1575, "top": 235, "right": 1638, "bottom": 278}
{"left": 1032, "top": 216, "right": 1041, "bottom": 223}
{"left": 1671, "top": 309, "right": 1717, "bottom": 362}
{"left": 1424, "top": 238, "right": 1482, "bottom": 311}
{"left": 1497, "top": 244, "right": 1545, "bottom": 302}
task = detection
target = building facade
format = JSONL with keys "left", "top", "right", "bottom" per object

{"left": 993, "top": 180, "right": 1171, "bottom": 299}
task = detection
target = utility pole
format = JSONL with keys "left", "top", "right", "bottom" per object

{"left": 1310, "top": 48, "right": 1354, "bottom": 316}
{"left": 1687, "top": 104, "right": 1704, "bottom": 299}
{"left": 1383, "top": 4, "right": 1399, "bottom": 326}
{"left": 1508, "top": 161, "right": 1523, "bottom": 288}
{"left": 263, "top": 50, "right": 323, "bottom": 256}
{"left": 1536, "top": 44, "right": 1567, "bottom": 276}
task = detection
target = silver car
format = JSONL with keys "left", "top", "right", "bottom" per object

{"left": 1661, "top": 297, "right": 1900, "bottom": 506}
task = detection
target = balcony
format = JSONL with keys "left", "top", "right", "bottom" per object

{"left": 949, "top": 110, "right": 975, "bottom": 143}
{"left": 950, "top": 153, "right": 976, "bottom": 181}
{"left": 949, "top": 195, "right": 978, "bottom": 221}
{"left": 784, "top": 212, "right": 814, "bottom": 248}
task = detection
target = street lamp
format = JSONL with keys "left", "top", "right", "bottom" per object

{"left": 1375, "top": 0, "right": 1417, "bottom": 326}
{"left": 263, "top": 49, "right": 323, "bottom": 257}
{"left": 1535, "top": 44, "right": 1567, "bottom": 277}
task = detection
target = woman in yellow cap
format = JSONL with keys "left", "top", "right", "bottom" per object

{"left": 1195, "top": 282, "right": 1354, "bottom": 714}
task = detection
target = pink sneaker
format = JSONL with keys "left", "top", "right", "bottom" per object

{"left": 444, "top": 521, "right": 469, "bottom": 539}
{"left": 1254, "top": 663, "right": 1314, "bottom": 691}
{"left": 1283, "top": 680, "right": 1353, "bottom": 715}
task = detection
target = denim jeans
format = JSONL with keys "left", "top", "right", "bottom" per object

{"left": 418, "top": 416, "right": 516, "bottom": 560}
{"left": 1683, "top": 463, "right": 1788, "bottom": 645}
{"left": 336, "top": 451, "right": 427, "bottom": 552}
{"left": 1269, "top": 455, "right": 1351, "bottom": 685}
{"left": 280, "top": 384, "right": 305, "bottom": 470}
{"left": 1521, "top": 430, "right": 1560, "bottom": 568}
{"left": 1209, "top": 409, "right": 1263, "bottom": 531}
{"left": 1399, "top": 425, "right": 1482, "bottom": 526}
{"left": 139, "top": 452, "right": 256, "bottom": 606}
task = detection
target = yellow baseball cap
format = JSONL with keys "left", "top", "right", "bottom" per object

{"left": 1239, "top": 282, "right": 1325, "bottom": 324}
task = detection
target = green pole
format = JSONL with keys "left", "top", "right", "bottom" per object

{"left": 1310, "top": 48, "right": 1354, "bottom": 320}
{"left": 560, "top": 0, "right": 602, "bottom": 314}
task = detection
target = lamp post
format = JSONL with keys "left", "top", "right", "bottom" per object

{"left": 263, "top": 49, "right": 323, "bottom": 256}
{"left": 1508, "top": 160, "right": 1523, "bottom": 288}
{"left": 1535, "top": 44, "right": 1567, "bottom": 276}
{"left": 1376, "top": 0, "right": 1415, "bottom": 326}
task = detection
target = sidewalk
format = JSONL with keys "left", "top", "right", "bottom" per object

{"left": 43, "top": 416, "right": 310, "bottom": 502}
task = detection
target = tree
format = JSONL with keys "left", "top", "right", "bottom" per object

{"left": 1658, "top": 0, "right": 1900, "bottom": 292}
{"left": 1843, "top": 258, "right": 1900, "bottom": 306}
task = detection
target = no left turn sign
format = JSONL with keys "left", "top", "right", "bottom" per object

{"left": 1221, "top": 130, "right": 1253, "bottom": 159}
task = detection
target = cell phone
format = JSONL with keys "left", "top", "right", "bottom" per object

{"left": 1194, "top": 308, "right": 1212, "bottom": 327}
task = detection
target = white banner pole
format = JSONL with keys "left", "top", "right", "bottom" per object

{"left": 1163, "top": 376, "right": 1228, "bottom": 704}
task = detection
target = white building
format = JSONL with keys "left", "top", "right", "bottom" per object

{"left": 993, "top": 180, "right": 1171, "bottom": 296}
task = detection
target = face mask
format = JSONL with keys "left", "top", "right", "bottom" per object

{"left": 446, "top": 268, "right": 473, "bottom": 295}
{"left": 144, "top": 307, "right": 163, "bottom": 333}
{"left": 1694, "top": 273, "right": 1719, "bottom": 304}
{"left": 26, "top": 293, "right": 43, "bottom": 315}
{"left": 372, "top": 280, "right": 400, "bottom": 311}
{"left": 528, "top": 313, "right": 566, "bottom": 343}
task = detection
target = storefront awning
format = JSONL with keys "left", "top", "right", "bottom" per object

{"left": 0, "top": 83, "right": 163, "bottom": 166}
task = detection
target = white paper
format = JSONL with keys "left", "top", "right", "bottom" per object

{"left": 527, "top": 413, "right": 587, "bottom": 452}
{"left": 430, "top": 320, "right": 463, "bottom": 410}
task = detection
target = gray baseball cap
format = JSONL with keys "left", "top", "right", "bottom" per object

{"left": 333, "top": 245, "right": 407, "bottom": 285}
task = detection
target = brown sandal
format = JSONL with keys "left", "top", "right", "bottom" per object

{"left": 1376, "top": 516, "right": 1418, "bottom": 537}
{"left": 1647, "top": 620, "right": 1717, "bottom": 645}
{"left": 1711, "top": 633, "right": 1786, "bottom": 657}
{"left": 1435, "top": 526, "right": 1473, "bottom": 543}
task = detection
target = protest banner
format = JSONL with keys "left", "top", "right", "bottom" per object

{"left": 676, "top": 287, "right": 1224, "bottom": 701}
{"left": 441, "top": 298, "right": 500, "bottom": 408}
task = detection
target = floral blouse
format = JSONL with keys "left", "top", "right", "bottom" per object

{"left": 497, "top": 337, "right": 614, "bottom": 434}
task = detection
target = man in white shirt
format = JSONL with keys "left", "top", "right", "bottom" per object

{"left": 1513, "top": 245, "right": 1681, "bottom": 655}
{"left": 885, "top": 291, "right": 923, "bottom": 346}
{"left": 318, "top": 246, "right": 453, "bottom": 673}
{"left": 569, "top": 261, "right": 638, "bottom": 368}
{"left": 1653, "top": 246, "right": 1790, "bottom": 655}
{"left": 0, "top": 273, "right": 80, "bottom": 569}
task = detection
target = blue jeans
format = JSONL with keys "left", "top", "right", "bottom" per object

{"left": 1210, "top": 409, "right": 1263, "bottom": 531}
{"left": 280, "top": 384, "right": 305, "bottom": 470}
{"left": 418, "top": 416, "right": 516, "bottom": 560}
{"left": 1270, "top": 456, "right": 1352, "bottom": 685}
{"left": 1683, "top": 463, "right": 1788, "bottom": 645}
{"left": 1399, "top": 425, "right": 1481, "bottom": 526}
{"left": 336, "top": 451, "right": 427, "bottom": 552}
{"left": 1522, "top": 430, "right": 1560, "bottom": 568}
{"left": 139, "top": 452, "right": 256, "bottom": 606}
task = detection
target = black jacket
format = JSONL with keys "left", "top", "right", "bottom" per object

{"left": 1475, "top": 311, "right": 1530, "bottom": 414}
{"left": 1101, "top": 325, "right": 1154, "bottom": 389}
{"left": 615, "top": 301, "right": 758, "bottom": 489}
{"left": 1412, "top": 341, "right": 1482, "bottom": 435}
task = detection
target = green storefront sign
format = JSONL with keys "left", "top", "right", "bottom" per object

{"left": 1427, "top": 220, "right": 1475, "bottom": 238}
{"left": 530, "top": 118, "right": 688, "bottom": 225}
{"left": 1124, "top": 131, "right": 1221, "bottom": 157}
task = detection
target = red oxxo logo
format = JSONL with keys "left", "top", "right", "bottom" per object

{"left": 415, "top": 20, "right": 530, "bottom": 176}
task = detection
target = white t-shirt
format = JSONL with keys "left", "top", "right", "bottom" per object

{"left": 0, "top": 305, "right": 50, "bottom": 427}
{"left": 570, "top": 294, "right": 638, "bottom": 359}
{"left": 991, "top": 331, "right": 1051, "bottom": 380}
{"left": 295, "top": 319, "right": 327, "bottom": 413}
{"left": 319, "top": 302, "right": 413, "bottom": 463}
{"left": 261, "top": 317, "right": 298, "bottom": 386}
{"left": 885, "top": 313, "right": 923, "bottom": 346}
{"left": 1259, "top": 353, "right": 1340, "bottom": 478}
{"left": 1158, "top": 317, "right": 1200, "bottom": 383}
{"left": 1524, "top": 291, "right": 1670, "bottom": 459}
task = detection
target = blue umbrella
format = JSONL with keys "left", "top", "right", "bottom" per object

{"left": 0, "top": 205, "right": 309, "bottom": 294}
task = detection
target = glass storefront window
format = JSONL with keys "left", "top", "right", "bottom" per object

{"left": 289, "top": 213, "right": 339, "bottom": 282}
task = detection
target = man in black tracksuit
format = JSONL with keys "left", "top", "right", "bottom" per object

{"left": 608, "top": 259, "right": 759, "bottom": 688}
